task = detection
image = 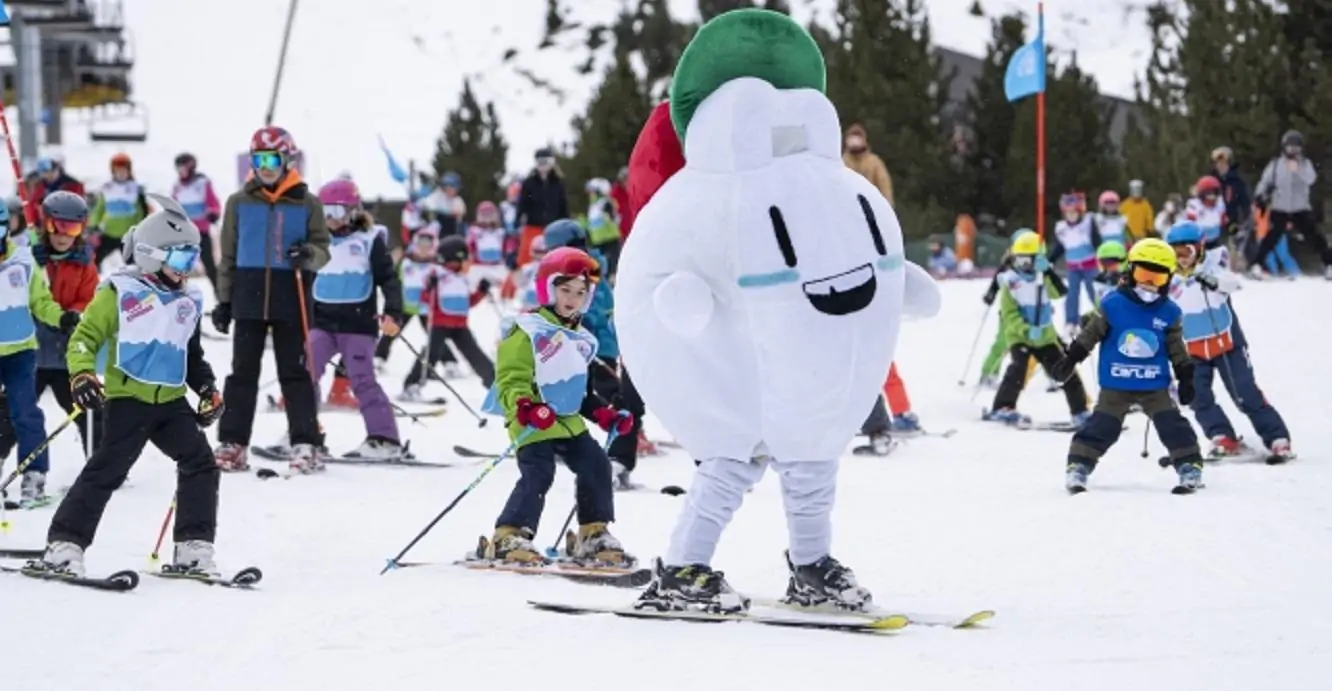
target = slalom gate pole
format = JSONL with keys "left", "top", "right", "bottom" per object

{"left": 544, "top": 421, "right": 624, "bottom": 559}
{"left": 381, "top": 428, "right": 533, "bottom": 574}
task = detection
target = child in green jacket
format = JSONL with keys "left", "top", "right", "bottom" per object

{"left": 88, "top": 153, "right": 149, "bottom": 269}
{"left": 32, "top": 195, "right": 225, "bottom": 579}
{"left": 985, "top": 230, "right": 1091, "bottom": 428}
{"left": 485, "top": 247, "right": 633, "bottom": 567}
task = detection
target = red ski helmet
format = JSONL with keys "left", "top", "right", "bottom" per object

{"left": 250, "top": 126, "right": 297, "bottom": 155}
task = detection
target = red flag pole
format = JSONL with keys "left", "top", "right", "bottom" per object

{"left": 1035, "top": 2, "right": 1046, "bottom": 243}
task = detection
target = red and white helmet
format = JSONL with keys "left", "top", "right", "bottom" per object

{"left": 250, "top": 126, "right": 297, "bottom": 155}
{"left": 535, "top": 247, "right": 599, "bottom": 312}
{"left": 1098, "top": 190, "right": 1120, "bottom": 207}
{"left": 1195, "top": 175, "right": 1221, "bottom": 195}
{"left": 476, "top": 201, "right": 500, "bottom": 224}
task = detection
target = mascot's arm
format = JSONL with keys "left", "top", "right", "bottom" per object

{"left": 653, "top": 271, "right": 715, "bottom": 338}
{"left": 495, "top": 328, "right": 538, "bottom": 417}
{"left": 903, "top": 261, "right": 942, "bottom": 318}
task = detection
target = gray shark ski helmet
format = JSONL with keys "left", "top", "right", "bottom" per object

{"left": 124, "top": 193, "right": 200, "bottom": 272}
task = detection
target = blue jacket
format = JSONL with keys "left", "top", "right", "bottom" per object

{"left": 1210, "top": 167, "right": 1251, "bottom": 228}
{"left": 583, "top": 247, "right": 618, "bottom": 359}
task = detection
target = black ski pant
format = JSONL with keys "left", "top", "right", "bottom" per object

{"left": 860, "top": 395, "right": 892, "bottom": 436}
{"left": 35, "top": 367, "right": 102, "bottom": 451}
{"left": 590, "top": 357, "right": 643, "bottom": 471}
{"left": 200, "top": 232, "right": 219, "bottom": 293}
{"left": 1254, "top": 210, "right": 1332, "bottom": 269}
{"left": 94, "top": 235, "right": 123, "bottom": 270}
{"left": 219, "top": 319, "right": 321, "bottom": 446}
{"left": 992, "top": 342, "right": 1089, "bottom": 414}
{"left": 0, "top": 393, "right": 15, "bottom": 459}
{"left": 49, "top": 398, "right": 218, "bottom": 548}
{"left": 403, "top": 326, "right": 494, "bottom": 389}
{"left": 1069, "top": 388, "right": 1200, "bottom": 469}
{"left": 496, "top": 432, "right": 615, "bottom": 531}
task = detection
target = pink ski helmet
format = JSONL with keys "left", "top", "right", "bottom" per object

{"left": 318, "top": 179, "right": 361, "bottom": 207}
{"left": 476, "top": 201, "right": 499, "bottom": 224}
{"left": 1098, "top": 190, "right": 1120, "bottom": 207}
{"left": 535, "top": 247, "right": 599, "bottom": 312}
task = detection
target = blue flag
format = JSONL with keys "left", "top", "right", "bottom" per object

{"left": 1003, "top": 16, "right": 1046, "bottom": 102}
{"left": 0, "top": 2, "right": 10, "bottom": 25}
{"left": 378, "top": 135, "right": 408, "bottom": 184}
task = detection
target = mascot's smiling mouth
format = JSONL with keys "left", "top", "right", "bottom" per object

{"left": 801, "top": 264, "right": 876, "bottom": 315}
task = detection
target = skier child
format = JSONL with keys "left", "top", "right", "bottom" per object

{"left": 307, "top": 180, "right": 406, "bottom": 464}
{"left": 1049, "top": 193, "right": 1101, "bottom": 337}
{"left": 0, "top": 195, "right": 73, "bottom": 505}
{"left": 88, "top": 153, "right": 149, "bottom": 269}
{"left": 465, "top": 201, "right": 509, "bottom": 293}
{"left": 487, "top": 246, "right": 632, "bottom": 565}
{"left": 34, "top": 195, "right": 225, "bottom": 578}
{"left": 1092, "top": 241, "right": 1126, "bottom": 304}
{"left": 1165, "top": 221, "right": 1293, "bottom": 462}
{"left": 170, "top": 152, "right": 222, "bottom": 291}
{"left": 33, "top": 191, "right": 102, "bottom": 459}
{"left": 1049, "top": 238, "right": 1205, "bottom": 493}
{"left": 1094, "top": 190, "right": 1128, "bottom": 247}
{"left": 1186, "top": 176, "right": 1228, "bottom": 250}
{"left": 403, "top": 235, "right": 494, "bottom": 399}
{"left": 985, "top": 230, "right": 1091, "bottom": 428}
{"left": 582, "top": 178, "right": 622, "bottom": 276}
{"left": 373, "top": 226, "right": 437, "bottom": 369}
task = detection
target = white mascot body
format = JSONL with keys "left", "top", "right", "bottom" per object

{"left": 616, "top": 9, "right": 940, "bottom": 599}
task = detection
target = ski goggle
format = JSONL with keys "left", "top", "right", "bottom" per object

{"left": 1059, "top": 194, "right": 1082, "bottom": 208}
{"left": 138, "top": 243, "right": 201, "bottom": 273}
{"left": 1131, "top": 264, "right": 1171, "bottom": 287}
{"left": 323, "top": 204, "right": 350, "bottom": 221}
{"left": 45, "top": 217, "right": 85, "bottom": 237}
{"left": 250, "top": 151, "right": 284, "bottom": 171}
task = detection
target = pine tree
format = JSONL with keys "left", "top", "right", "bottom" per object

{"left": 635, "top": 0, "right": 693, "bottom": 98}
{"left": 432, "top": 79, "right": 509, "bottom": 212}
{"left": 563, "top": 58, "right": 653, "bottom": 214}
{"left": 963, "top": 13, "right": 1027, "bottom": 220}
{"left": 698, "top": 0, "right": 789, "bottom": 21}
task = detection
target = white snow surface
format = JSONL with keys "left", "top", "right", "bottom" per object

{"left": 4, "top": 0, "right": 1149, "bottom": 200}
{"left": 5, "top": 277, "right": 1329, "bottom": 690}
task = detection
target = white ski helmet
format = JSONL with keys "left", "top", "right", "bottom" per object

{"left": 124, "top": 193, "right": 201, "bottom": 273}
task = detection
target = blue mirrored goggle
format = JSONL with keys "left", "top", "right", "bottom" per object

{"left": 138, "top": 243, "right": 201, "bottom": 273}
{"left": 250, "top": 151, "right": 283, "bottom": 171}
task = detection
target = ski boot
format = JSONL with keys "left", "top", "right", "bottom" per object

{"left": 399, "top": 384, "right": 424, "bottom": 403}
{"left": 1267, "top": 438, "right": 1296, "bottom": 465}
{"left": 570, "top": 522, "right": 634, "bottom": 567}
{"left": 288, "top": 443, "right": 326, "bottom": 475}
{"left": 610, "top": 459, "right": 642, "bottom": 491}
{"left": 486, "top": 526, "right": 544, "bottom": 564}
{"left": 978, "top": 374, "right": 999, "bottom": 389}
{"left": 325, "top": 375, "right": 359, "bottom": 411}
{"left": 889, "top": 411, "right": 922, "bottom": 436}
{"left": 30, "top": 541, "right": 85, "bottom": 578}
{"left": 783, "top": 551, "right": 873, "bottom": 611}
{"left": 166, "top": 540, "right": 221, "bottom": 577}
{"left": 214, "top": 443, "right": 250, "bottom": 472}
{"left": 984, "top": 408, "right": 1031, "bottom": 429}
{"left": 347, "top": 436, "right": 408, "bottom": 461}
{"left": 1173, "top": 461, "right": 1204, "bottom": 494}
{"left": 852, "top": 432, "right": 895, "bottom": 456}
{"left": 1065, "top": 461, "right": 1092, "bottom": 494}
{"left": 442, "top": 362, "right": 464, "bottom": 379}
{"left": 1207, "top": 435, "right": 1252, "bottom": 460}
{"left": 19, "top": 470, "right": 47, "bottom": 507}
{"left": 635, "top": 557, "right": 748, "bottom": 613}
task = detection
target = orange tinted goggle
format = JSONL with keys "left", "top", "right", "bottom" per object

{"left": 45, "top": 217, "right": 85, "bottom": 237}
{"left": 1132, "top": 264, "right": 1170, "bottom": 287}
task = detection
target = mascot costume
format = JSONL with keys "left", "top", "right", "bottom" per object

{"left": 615, "top": 9, "right": 941, "bottom": 614}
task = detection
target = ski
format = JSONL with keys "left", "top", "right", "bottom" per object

{"left": 851, "top": 439, "right": 899, "bottom": 457}
{"left": 150, "top": 565, "right": 263, "bottom": 589}
{"left": 455, "top": 560, "right": 652, "bottom": 588}
{"left": 896, "top": 428, "right": 959, "bottom": 439}
{"left": 0, "top": 564, "right": 139, "bottom": 591}
{"left": 325, "top": 455, "right": 471, "bottom": 469}
{"left": 0, "top": 547, "right": 47, "bottom": 559}
{"left": 264, "top": 394, "right": 445, "bottom": 419}
{"left": 528, "top": 600, "right": 909, "bottom": 633}
{"left": 749, "top": 597, "right": 994, "bottom": 629}
{"left": 250, "top": 444, "right": 293, "bottom": 461}
{"left": 452, "top": 445, "right": 500, "bottom": 459}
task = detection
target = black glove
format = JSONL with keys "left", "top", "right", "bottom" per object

{"left": 211, "top": 303, "right": 232, "bottom": 334}
{"left": 70, "top": 372, "right": 105, "bottom": 412}
{"left": 477, "top": 278, "right": 492, "bottom": 294}
{"left": 287, "top": 242, "right": 314, "bottom": 266}
{"left": 206, "top": 211, "right": 220, "bottom": 223}
{"left": 1175, "top": 364, "right": 1196, "bottom": 406}
{"left": 59, "top": 310, "right": 80, "bottom": 335}
{"left": 195, "top": 384, "right": 225, "bottom": 427}
{"left": 424, "top": 273, "right": 439, "bottom": 291}
{"left": 1050, "top": 342, "right": 1089, "bottom": 383}
{"left": 1196, "top": 274, "right": 1219, "bottom": 291}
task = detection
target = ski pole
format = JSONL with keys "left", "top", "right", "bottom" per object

{"left": 397, "top": 335, "right": 488, "bottom": 427}
{"left": 1140, "top": 418, "right": 1152, "bottom": 458}
{"left": 149, "top": 496, "right": 176, "bottom": 567}
{"left": 957, "top": 302, "right": 992, "bottom": 386}
{"left": 0, "top": 407, "right": 81, "bottom": 495}
{"left": 544, "top": 420, "right": 624, "bottom": 559}
{"left": 380, "top": 428, "right": 533, "bottom": 574}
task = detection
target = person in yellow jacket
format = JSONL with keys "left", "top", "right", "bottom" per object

{"left": 1121, "top": 179, "right": 1155, "bottom": 242}
{"left": 842, "top": 123, "right": 893, "bottom": 204}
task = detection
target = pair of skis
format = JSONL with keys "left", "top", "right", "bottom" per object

{"left": 0, "top": 559, "right": 263, "bottom": 591}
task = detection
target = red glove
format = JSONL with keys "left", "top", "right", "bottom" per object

{"left": 515, "top": 397, "right": 555, "bottom": 430}
{"left": 593, "top": 406, "right": 634, "bottom": 435}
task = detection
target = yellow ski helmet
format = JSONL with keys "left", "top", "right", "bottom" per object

{"left": 1127, "top": 238, "right": 1177, "bottom": 274}
{"left": 1011, "top": 230, "right": 1042, "bottom": 255}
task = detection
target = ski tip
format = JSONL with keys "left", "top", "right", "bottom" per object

{"left": 661, "top": 485, "right": 686, "bottom": 496}
{"left": 954, "top": 610, "right": 997, "bottom": 628}
{"left": 868, "top": 614, "right": 911, "bottom": 630}
{"left": 108, "top": 569, "right": 140, "bottom": 589}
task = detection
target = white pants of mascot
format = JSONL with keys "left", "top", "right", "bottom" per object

{"left": 667, "top": 456, "right": 837, "bottom": 566}
{"left": 467, "top": 263, "right": 509, "bottom": 293}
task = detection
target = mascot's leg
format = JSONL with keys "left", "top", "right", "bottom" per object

{"left": 634, "top": 458, "right": 760, "bottom": 613}
{"left": 772, "top": 459, "right": 872, "bottom": 611}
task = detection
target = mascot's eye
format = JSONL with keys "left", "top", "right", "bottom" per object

{"left": 768, "top": 205, "right": 797, "bottom": 268}
{"left": 858, "top": 195, "right": 887, "bottom": 256}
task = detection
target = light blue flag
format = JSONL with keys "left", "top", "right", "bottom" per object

{"left": 378, "top": 135, "right": 408, "bottom": 184}
{"left": 0, "top": 3, "right": 9, "bottom": 26}
{"left": 1003, "top": 15, "right": 1046, "bottom": 102}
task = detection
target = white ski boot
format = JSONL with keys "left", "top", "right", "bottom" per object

{"left": 347, "top": 437, "right": 407, "bottom": 461}
{"left": 34, "top": 541, "right": 85, "bottom": 577}
{"left": 782, "top": 551, "right": 873, "bottom": 611}
{"left": 170, "top": 540, "right": 221, "bottom": 577}
{"left": 288, "top": 443, "right": 326, "bottom": 474}
{"left": 20, "top": 470, "right": 47, "bottom": 506}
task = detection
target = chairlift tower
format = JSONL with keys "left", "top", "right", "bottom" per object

{"left": 1, "top": 0, "right": 142, "bottom": 171}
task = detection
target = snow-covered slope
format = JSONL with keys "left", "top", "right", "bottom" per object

{"left": 5, "top": 277, "right": 1328, "bottom": 690}
{"left": 5, "top": 0, "right": 1149, "bottom": 200}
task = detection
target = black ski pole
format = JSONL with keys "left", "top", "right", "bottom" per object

{"left": 1140, "top": 418, "right": 1152, "bottom": 458}
{"left": 397, "top": 335, "right": 488, "bottom": 427}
